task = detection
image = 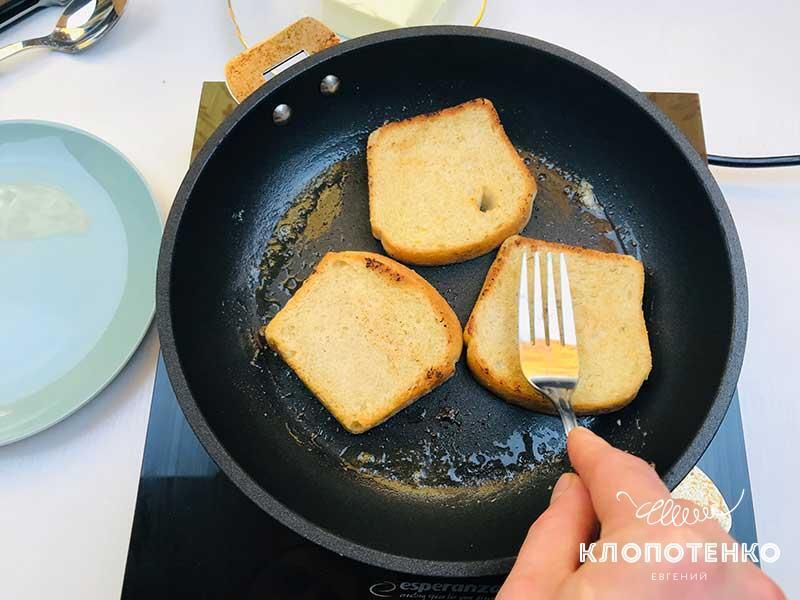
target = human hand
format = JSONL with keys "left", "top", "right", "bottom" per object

{"left": 497, "top": 427, "right": 784, "bottom": 599}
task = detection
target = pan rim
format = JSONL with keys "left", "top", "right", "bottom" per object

{"left": 156, "top": 25, "right": 747, "bottom": 577}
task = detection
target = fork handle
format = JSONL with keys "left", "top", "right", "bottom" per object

{"left": 544, "top": 387, "right": 578, "bottom": 434}
{"left": 554, "top": 396, "right": 578, "bottom": 435}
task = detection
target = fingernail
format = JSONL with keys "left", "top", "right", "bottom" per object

{"left": 550, "top": 473, "right": 574, "bottom": 504}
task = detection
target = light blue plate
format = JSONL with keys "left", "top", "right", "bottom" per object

{"left": 0, "top": 121, "right": 161, "bottom": 445}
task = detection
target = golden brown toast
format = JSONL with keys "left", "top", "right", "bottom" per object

{"left": 264, "top": 251, "right": 462, "bottom": 433}
{"left": 367, "top": 98, "right": 536, "bottom": 266}
{"left": 464, "top": 236, "right": 651, "bottom": 414}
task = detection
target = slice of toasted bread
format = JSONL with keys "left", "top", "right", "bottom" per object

{"left": 367, "top": 98, "right": 536, "bottom": 266}
{"left": 263, "top": 251, "right": 462, "bottom": 433}
{"left": 464, "top": 236, "right": 652, "bottom": 414}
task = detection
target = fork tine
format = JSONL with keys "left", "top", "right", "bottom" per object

{"left": 560, "top": 253, "right": 577, "bottom": 346}
{"left": 532, "top": 251, "right": 546, "bottom": 343}
{"left": 518, "top": 250, "right": 531, "bottom": 345}
{"left": 546, "top": 252, "right": 561, "bottom": 345}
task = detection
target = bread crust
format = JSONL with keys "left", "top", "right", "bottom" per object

{"left": 463, "top": 236, "right": 651, "bottom": 415}
{"left": 367, "top": 98, "right": 536, "bottom": 266}
{"left": 264, "top": 251, "right": 463, "bottom": 433}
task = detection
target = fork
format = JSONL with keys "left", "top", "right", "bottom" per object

{"left": 518, "top": 250, "right": 580, "bottom": 434}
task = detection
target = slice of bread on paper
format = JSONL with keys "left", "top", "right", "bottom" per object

{"left": 464, "top": 236, "right": 651, "bottom": 414}
{"left": 263, "top": 251, "right": 462, "bottom": 433}
{"left": 367, "top": 98, "right": 536, "bottom": 266}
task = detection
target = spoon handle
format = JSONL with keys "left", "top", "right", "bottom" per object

{"left": 0, "top": 36, "right": 48, "bottom": 62}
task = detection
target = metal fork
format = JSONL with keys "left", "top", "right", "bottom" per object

{"left": 518, "top": 250, "right": 580, "bottom": 434}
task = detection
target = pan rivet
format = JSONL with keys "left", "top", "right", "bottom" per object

{"left": 272, "top": 104, "right": 291, "bottom": 125}
{"left": 320, "top": 74, "right": 340, "bottom": 95}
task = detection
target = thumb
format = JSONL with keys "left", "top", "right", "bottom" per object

{"left": 498, "top": 473, "right": 598, "bottom": 599}
{"left": 567, "top": 426, "right": 670, "bottom": 534}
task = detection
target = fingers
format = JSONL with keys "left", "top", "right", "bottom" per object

{"left": 568, "top": 427, "right": 670, "bottom": 534}
{"left": 497, "top": 473, "right": 598, "bottom": 599}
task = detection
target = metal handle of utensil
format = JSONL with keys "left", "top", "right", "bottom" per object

{"left": 554, "top": 394, "right": 578, "bottom": 435}
{"left": 542, "top": 387, "right": 578, "bottom": 435}
{"left": 0, "top": 0, "right": 39, "bottom": 30}
{"left": 0, "top": 35, "right": 49, "bottom": 61}
{"left": 0, "top": 0, "right": 66, "bottom": 31}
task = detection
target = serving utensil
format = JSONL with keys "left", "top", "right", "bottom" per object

{"left": 518, "top": 250, "right": 580, "bottom": 434}
{"left": 0, "top": 0, "right": 124, "bottom": 63}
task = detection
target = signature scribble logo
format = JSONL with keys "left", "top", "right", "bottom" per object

{"left": 616, "top": 490, "right": 745, "bottom": 526}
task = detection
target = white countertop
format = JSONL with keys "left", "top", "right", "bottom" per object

{"left": 1, "top": 1, "right": 798, "bottom": 597}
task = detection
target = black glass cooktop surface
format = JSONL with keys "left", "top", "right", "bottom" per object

{"left": 122, "top": 85, "right": 756, "bottom": 600}
{"left": 121, "top": 356, "right": 756, "bottom": 600}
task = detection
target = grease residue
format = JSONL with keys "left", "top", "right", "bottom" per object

{"left": 256, "top": 161, "right": 348, "bottom": 319}
{"left": 519, "top": 150, "right": 642, "bottom": 260}
{"left": 253, "top": 149, "right": 625, "bottom": 494}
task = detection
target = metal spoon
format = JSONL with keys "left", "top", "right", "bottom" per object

{"left": 0, "top": 0, "right": 125, "bottom": 63}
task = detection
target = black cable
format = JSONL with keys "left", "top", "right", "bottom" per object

{"left": 707, "top": 154, "right": 800, "bottom": 168}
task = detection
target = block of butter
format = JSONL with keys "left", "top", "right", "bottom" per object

{"left": 322, "top": 0, "right": 445, "bottom": 38}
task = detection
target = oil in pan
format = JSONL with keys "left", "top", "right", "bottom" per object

{"left": 253, "top": 149, "right": 640, "bottom": 496}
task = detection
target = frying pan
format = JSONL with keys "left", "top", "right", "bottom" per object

{"left": 157, "top": 26, "right": 747, "bottom": 577}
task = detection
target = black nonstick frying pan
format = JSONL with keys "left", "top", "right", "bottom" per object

{"left": 157, "top": 26, "right": 747, "bottom": 577}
